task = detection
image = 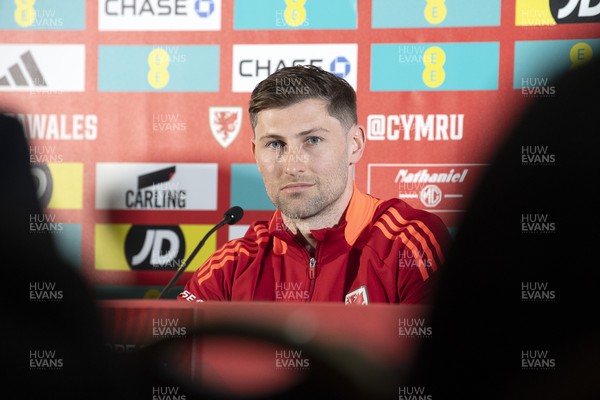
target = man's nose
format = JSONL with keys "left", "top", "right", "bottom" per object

{"left": 282, "top": 146, "right": 308, "bottom": 175}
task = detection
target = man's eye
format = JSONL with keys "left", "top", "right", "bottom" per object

{"left": 267, "top": 141, "right": 283, "bottom": 150}
{"left": 307, "top": 137, "right": 321, "bottom": 145}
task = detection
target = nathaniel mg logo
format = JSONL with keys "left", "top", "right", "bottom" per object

{"left": 125, "top": 225, "right": 186, "bottom": 270}
{"left": 0, "top": 45, "right": 85, "bottom": 92}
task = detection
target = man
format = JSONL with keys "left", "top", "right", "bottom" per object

{"left": 178, "top": 65, "right": 451, "bottom": 304}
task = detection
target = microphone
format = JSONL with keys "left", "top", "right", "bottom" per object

{"left": 157, "top": 206, "right": 244, "bottom": 299}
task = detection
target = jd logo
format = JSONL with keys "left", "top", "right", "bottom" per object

{"left": 551, "top": 0, "right": 600, "bottom": 23}
{"left": 125, "top": 225, "right": 185, "bottom": 270}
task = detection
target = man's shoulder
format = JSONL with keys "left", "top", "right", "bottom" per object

{"left": 224, "top": 219, "right": 272, "bottom": 246}
{"left": 374, "top": 197, "right": 443, "bottom": 223}
{"left": 369, "top": 197, "right": 451, "bottom": 243}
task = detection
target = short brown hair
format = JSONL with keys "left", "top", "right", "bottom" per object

{"left": 248, "top": 65, "right": 357, "bottom": 132}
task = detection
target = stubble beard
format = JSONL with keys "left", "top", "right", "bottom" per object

{"left": 272, "top": 169, "right": 349, "bottom": 221}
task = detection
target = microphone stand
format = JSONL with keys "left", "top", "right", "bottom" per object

{"left": 157, "top": 219, "right": 227, "bottom": 300}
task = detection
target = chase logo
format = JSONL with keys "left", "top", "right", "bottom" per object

{"left": 371, "top": 42, "right": 499, "bottom": 91}
{"left": 232, "top": 43, "right": 357, "bottom": 92}
{"left": 514, "top": 39, "right": 599, "bottom": 89}
{"left": 96, "top": 162, "right": 218, "bottom": 210}
{"left": 98, "top": 45, "right": 219, "bottom": 92}
{"left": 0, "top": 45, "right": 84, "bottom": 92}
{"left": 0, "top": 0, "right": 85, "bottom": 30}
{"left": 330, "top": 56, "right": 351, "bottom": 78}
{"left": 372, "top": 0, "right": 500, "bottom": 28}
{"left": 31, "top": 162, "right": 83, "bottom": 210}
{"left": 95, "top": 223, "right": 216, "bottom": 271}
{"left": 233, "top": 0, "right": 357, "bottom": 30}
{"left": 195, "top": 0, "right": 215, "bottom": 17}
{"left": 516, "top": 0, "right": 600, "bottom": 25}
{"left": 98, "top": 0, "right": 221, "bottom": 31}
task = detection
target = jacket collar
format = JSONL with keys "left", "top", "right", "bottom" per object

{"left": 267, "top": 183, "right": 383, "bottom": 254}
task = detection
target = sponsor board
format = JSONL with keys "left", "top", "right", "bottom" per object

{"left": 516, "top": 0, "right": 600, "bottom": 25}
{"left": 95, "top": 223, "right": 215, "bottom": 271}
{"left": 366, "top": 113, "right": 464, "bottom": 142}
{"left": 234, "top": 0, "right": 356, "bottom": 30}
{"left": 230, "top": 163, "right": 273, "bottom": 210}
{"left": 514, "top": 39, "right": 599, "bottom": 89}
{"left": 98, "top": 0, "right": 221, "bottom": 31}
{"left": 95, "top": 163, "right": 218, "bottom": 210}
{"left": 367, "top": 163, "right": 488, "bottom": 212}
{"left": 372, "top": 0, "right": 500, "bottom": 28}
{"left": 371, "top": 42, "right": 499, "bottom": 91}
{"left": 232, "top": 43, "right": 357, "bottom": 92}
{"left": 98, "top": 45, "right": 219, "bottom": 92}
{"left": 0, "top": 0, "right": 85, "bottom": 30}
{"left": 0, "top": 45, "right": 85, "bottom": 92}
{"left": 31, "top": 162, "right": 84, "bottom": 209}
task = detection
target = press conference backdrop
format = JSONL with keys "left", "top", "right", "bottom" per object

{"left": 3, "top": 0, "right": 598, "bottom": 299}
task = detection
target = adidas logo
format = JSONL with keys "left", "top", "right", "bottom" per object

{"left": 0, "top": 50, "right": 47, "bottom": 87}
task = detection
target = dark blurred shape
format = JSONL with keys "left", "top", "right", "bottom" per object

{"left": 126, "top": 320, "right": 402, "bottom": 400}
{"left": 406, "top": 57, "right": 600, "bottom": 399}
{"left": 2, "top": 111, "right": 401, "bottom": 399}
{"left": 1, "top": 112, "right": 143, "bottom": 399}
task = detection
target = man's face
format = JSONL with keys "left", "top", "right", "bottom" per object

{"left": 252, "top": 98, "right": 362, "bottom": 220}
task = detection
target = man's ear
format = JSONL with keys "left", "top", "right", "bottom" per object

{"left": 251, "top": 137, "right": 256, "bottom": 157}
{"left": 349, "top": 125, "right": 366, "bottom": 165}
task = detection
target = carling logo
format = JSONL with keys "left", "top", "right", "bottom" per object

{"left": 0, "top": 45, "right": 84, "bottom": 92}
{"left": 95, "top": 163, "right": 217, "bottom": 210}
{"left": 98, "top": 0, "right": 221, "bottom": 31}
{"left": 232, "top": 43, "right": 357, "bottom": 92}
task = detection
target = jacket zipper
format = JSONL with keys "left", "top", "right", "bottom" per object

{"left": 283, "top": 228, "right": 318, "bottom": 302}
{"left": 307, "top": 257, "right": 316, "bottom": 302}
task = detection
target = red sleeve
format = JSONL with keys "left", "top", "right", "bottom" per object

{"left": 176, "top": 223, "right": 265, "bottom": 302}
{"left": 394, "top": 209, "right": 450, "bottom": 304}
{"left": 369, "top": 202, "right": 451, "bottom": 304}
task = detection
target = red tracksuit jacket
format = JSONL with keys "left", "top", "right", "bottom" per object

{"left": 177, "top": 186, "right": 451, "bottom": 304}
